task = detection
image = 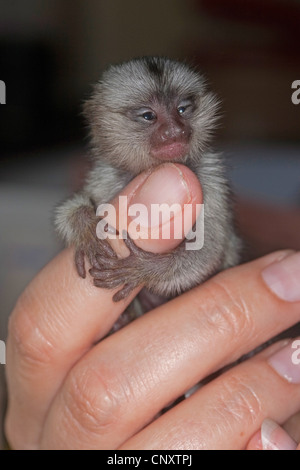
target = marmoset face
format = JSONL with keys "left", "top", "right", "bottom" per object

{"left": 84, "top": 57, "right": 219, "bottom": 174}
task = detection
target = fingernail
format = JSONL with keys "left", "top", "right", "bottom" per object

{"left": 261, "top": 252, "right": 300, "bottom": 302}
{"left": 261, "top": 418, "right": 297, "bottom": 450}
{"left": 130, "top": 163, "right": 191, "bottom": 227}
{"left": 268, "top": 337, "right": 300, "bottom": 384}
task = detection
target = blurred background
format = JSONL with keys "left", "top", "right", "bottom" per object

{"left": 1, "top": 0, "right": 300, "bottom": 447}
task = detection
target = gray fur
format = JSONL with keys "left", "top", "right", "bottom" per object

{"left": 55, "top": 56, "right": 241, "bottom": 299}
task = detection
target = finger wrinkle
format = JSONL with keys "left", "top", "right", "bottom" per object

{"left": 10, "top": 293, "right": 74, "bottom": 368}
{"left": 63, "top": 367, "right": 120, "bottom": 436}
{"left": 212, "top": 374, "right": 262, "bottom": 431}
{"left": 199, "top": 279, "right": 255, "bottom": 341}
{"left": 8, "top": 299, "right": 56, "bottom": 367}
{"left": 12, "top": 268, "right": 95, "bottom": 358}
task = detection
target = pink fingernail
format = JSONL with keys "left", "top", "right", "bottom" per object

{"left": 261, "top": 418, "right": 297, "bottom": 450}
{"left": 261, "top": 252, "right": 300, "bottom": 302}
{"left": 268, "top": 337, "right": 300, "bottom": 384}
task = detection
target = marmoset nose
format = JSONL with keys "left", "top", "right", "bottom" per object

{"left": 159, "top": 121, "right": 190, "bottom": 143}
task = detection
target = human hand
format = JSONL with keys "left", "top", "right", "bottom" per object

{"left": 5, "top": 166, "right": 300, "bottom": 449}
{"left": 4, "top": 163, "right": 202, "bottom": 449}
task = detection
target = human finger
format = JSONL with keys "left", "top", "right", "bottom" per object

{"left": 40, "top": 251, "right": 300, "bottom": 449}
{"left": 120, "top": 340, "right": 300, "bottom": 450}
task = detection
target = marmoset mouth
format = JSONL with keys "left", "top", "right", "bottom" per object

{"left": 151, "top": 142, "right": 189, "bottom": 161}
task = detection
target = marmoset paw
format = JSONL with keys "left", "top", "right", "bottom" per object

{"left": 89, "top": 231, "right": 159, "bottom": 301}
{"left": 75, "top": 237, "right": 117, "bottom": 279}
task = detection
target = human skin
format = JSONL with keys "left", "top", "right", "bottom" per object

{"left": 4, "top": 165, "right": 300, "bottom": 450}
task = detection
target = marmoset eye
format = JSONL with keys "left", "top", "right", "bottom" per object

{"left": 142, "top": 111, "right": 156, "bottom": 121}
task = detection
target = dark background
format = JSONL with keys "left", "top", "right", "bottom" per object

{"left": 1, "top": 0, "right": 300, "bottom": 153}
{"left": 1, "top": 1, "right": 300, "bottom": 324}
{"left": 0, "top": 0, "right": 300, "bottom": 448}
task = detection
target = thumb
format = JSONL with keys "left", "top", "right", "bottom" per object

{"left": 100, "top": 162, "right": 203, "bottom": 257}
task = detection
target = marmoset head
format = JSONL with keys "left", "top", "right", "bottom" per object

{"left": 84, "top": 56, "right": 219, "bottom": 174}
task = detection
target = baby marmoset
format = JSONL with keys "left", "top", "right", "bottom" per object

{"left": 55, "top": 56, "right": 241, "bottom": 303}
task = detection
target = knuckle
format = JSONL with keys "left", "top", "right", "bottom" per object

{"left": 8, "top": 292, "right": 55, "bottom": 366}
{"left": 201, "top": 279, "right": 255, "bottom": 341}
{"left": 64, "top": 367, "right": 121, "bottom": 435}
{"left": 215, "top": 374, "right": 262, "bottom": 427}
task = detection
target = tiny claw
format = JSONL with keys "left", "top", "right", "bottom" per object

{"left": 75, "top": 250, "right": 86, "bottom": 278}
{"left": 89, "top": 267, "right": 103, "bottom": 279}
{"left": 95, "top": 253, "right": 119, "bottom": 268}
{"left": 89, "top": 267, "right": 115, "bottom": 281}
{"left": 123, "top": 231, "right": 142, "bottom": 256}
{"left": 100, "top": 240, "right": 118, "bottom": 258}
{"left": 113, "top": 283, "right": 135, "bottom": 302}
{"left": 93, "top": 277, "right": 124, "bottom": 289}
{"left": 89, "top": 253, "right": 102, "bottom": 270}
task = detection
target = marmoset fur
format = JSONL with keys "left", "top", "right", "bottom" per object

{"left": 55, "top": 57, "right": 241, "bottom": 302}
